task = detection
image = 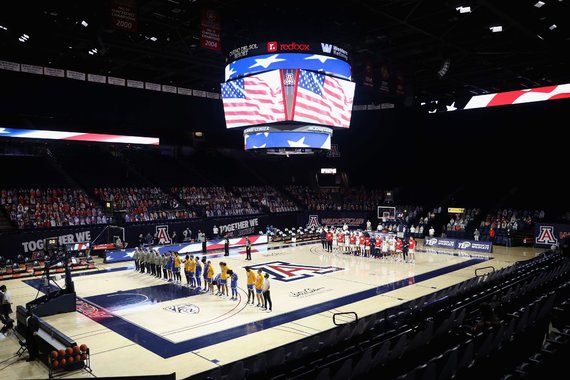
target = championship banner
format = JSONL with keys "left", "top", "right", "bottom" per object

{"left": 200, "top": 8, "right": 221, "bottom": 51}
{"left": 111, "top": 0, "right": 138, "bottom": 32}
{"left": 423, "top": 237, "right": 493, "bottom": 253}
{"left": 105, "top": 235, "right": 268, "bottom": 263}
{"left": 534, "top": 223, "right": 570, "bottom": 248}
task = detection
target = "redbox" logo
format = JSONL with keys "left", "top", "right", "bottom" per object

{"left": 267, "top": 41, "right": 277, "bottom": 52}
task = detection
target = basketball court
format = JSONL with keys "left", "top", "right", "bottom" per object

{"left": 0, "top": 240, "right": 544, "bottom": 379}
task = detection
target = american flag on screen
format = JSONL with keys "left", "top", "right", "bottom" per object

{"left": 221, "top": 71, "right": 285, "bottom": 128}
{"left": 294, "top": 70, "right": 355, "bottom": 128}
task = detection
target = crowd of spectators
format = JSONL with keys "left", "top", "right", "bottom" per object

{"left": 479, "top": 208, "right": 544, "bottom": 232}
{"left": 93, "top": 187, "right": 192, "bottom": 223}
{"left": 235, "top": 186, "right": 298, "bottom": 213}
{"left": 286, "top": 186, "right": 382, "bottom": 211}
{"left": 1, "top": 188, "right": 106, "bottom": 229}
{"left": 172, "top": 186, "right": 262, "bottom": 217}
{"left": 445, "top": 208, "right": 480, "bottom": 232}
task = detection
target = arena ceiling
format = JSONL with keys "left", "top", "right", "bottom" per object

{"left": 1, "top": 0, "right": 568, "bottom": 106}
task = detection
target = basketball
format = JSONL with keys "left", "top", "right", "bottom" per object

{"left": 60, "top": 358, "right": 66, "bottom": 366}
{"left": 65, "top": 347, "right": 73, "bottom": 355}
{"left": 80, "top": 344, "right": 88, "bottom": 352}
{"left": 66, "top": 355, "right": 74, "bottom": 363}
{"left": 58, "top": 349, "right": 65, "bottom": 357}
{"left": 52, "top": 360, "right": 59, "bottom": 368}
{"left": 81, "top": 353, "right": 87, "bottom": 360}
{"left": 50, "top": 350, "right": 58, "bottom": 359}
{"left": 73, "top": 345, "right": 80, "bottom": 353}
{"left": 75, "top": 354, "right": 81, "bottom": 362}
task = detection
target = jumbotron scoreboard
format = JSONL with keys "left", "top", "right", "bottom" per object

{"left": 221, "top": 41, "right": 355, "bottom": 155}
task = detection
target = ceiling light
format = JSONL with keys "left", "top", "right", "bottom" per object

{"left": 150, "top": 36, "right": 158, "bottom": 42}
{"left": 0, "top": 25, "right": 7, "bottom": 31}
{"left": 18, "top": 37, "right": 25, "bottom": 42}
{"left": 88, "top": 51, "right": 94, "bottom": 55}
{"left": 81, "top": 20, "right": 88, "bottom": 27}
{"left": 456, "top": 6, "right": 472, "bottom": 13}
{"left": 534, "top": 1, "right": 545, "bottom": 8}
{"left": 549, "top": 24, "right": 557, "bottom": 30}
{"left": 537, "top": 34, "right": 544, "bottom": 39}
{"left": 22, "top": 34, "right": 29, "bottom": 39}
{"left": 490, "top": 26, "right": 503, "bottom": 32}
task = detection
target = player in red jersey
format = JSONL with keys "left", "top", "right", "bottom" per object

{"left": 374, "top": 236, "right": 382, "bottom": 259}
{"left": 364, "top": 236, "right": 371, "bottom": 257}
{"left": 337, "top": 232, "right": 345, "bottom": 253}
{"left": 325, "top": 230, "right": 333, "bottom": 252}
{"left": 395, "top": 238, "right": 404, "bottom": 262}
{"left": 408, "top": 236, "right": 417, "bottom": 263}
{"left": 349, "top": 234, "right": 357, "bottom": 255}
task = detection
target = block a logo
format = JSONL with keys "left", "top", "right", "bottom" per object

{"left": 536, "top": 226, "right": 557, "bottom": 245}
{"left": 267, "top": 41, "right": 278, "bottom": 52}
{"left": 306, "top": 215, "right": 321, "bottom": 229}
{"left": 247, "top": 261, "right": 345, "bottom": 282}
{"left": 155, "top": 225, "right": 172, "bottom": 245}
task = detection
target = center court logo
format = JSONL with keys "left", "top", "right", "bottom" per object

{"left": 164, "top": 304, "right": 200, "bottom": 314}
{"left": 248, "top": 261, "right": 345, "bottom": 282}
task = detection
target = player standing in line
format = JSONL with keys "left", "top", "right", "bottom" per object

{"left": 173, "top": 252, "right": 182, "bottom": 283}
{"left": 337, "top": 231, "right": 345, "bottom": 254}
{"left": 374, "top": 236, "right": 382, "bottom": 259}
{"left": 207, "top": 260, "right": 215, "bottom": 294}
{"left": 255, "top": 269, "right": 264, "bottom": 307}
{"left": 381, "top": 236, "right": 389, "bottom": 259}
{"left": 229, "top": 269, "right": 238, "bottom": 300}
{"left": 326, "top": 229, "right": 333, "bottom": 252}
{"left": 184, "top": 255, "right": 193, "bottom": 285}
{"left": 202, "top": 257, "right": 209, "bottom": 292}
{"left": 349, "top": 233, "right": 357, "bottom": 255}
{"left": 245, "top": 267, "right": 256, "bottom": 305}
{"left": 219, "top": 262, "right": 229, "bottom": 298}
{"left": 389, "top": 235, "right": 396, "bottom": 261}
{"left": 395, "top": 238, "right": 403, "bottom": 262}
{"left": 194, "top": 257, "right": 202, "bottom": 289}
{"left": 358, "top": 233, "right": 366, "bottom": 256}
{"left": 408, "top": 236, "right": 417, "bottom": 263}
{"left": 365, "top": 235, "right": 371, "bottom": 258}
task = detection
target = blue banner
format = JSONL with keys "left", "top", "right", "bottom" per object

{"left": 225, "top": 53, "right": 352, "bottom": 82}
{"left": 105, "top": 235, "right": 268, "bottom": 263}
{"left": 245, "top": 131, "right": 330, "bottom": 150}
{"left": 423, "top": 237, "right": 493, "bottom": 253}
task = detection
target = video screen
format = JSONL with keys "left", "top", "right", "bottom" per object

{"left": 221, "top": 69, "right": 355, "bottom": 129}
{"left": 244, "top": 131, "right": 331, "bottom": 150}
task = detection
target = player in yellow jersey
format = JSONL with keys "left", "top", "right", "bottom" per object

{"left": 173, "top": 252, "right": 182, "bottom": 283}
{"left": 207, "top": 261, "right": 215, "bottom": 294}
{"left": 255, "top": 269, "right": 264, "bottom": 307}
{"left": 219, "top": 262, "right": 229, "bottom": 298}
{"left": 245, "top": 267, "right": 256, "bottom": 305}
